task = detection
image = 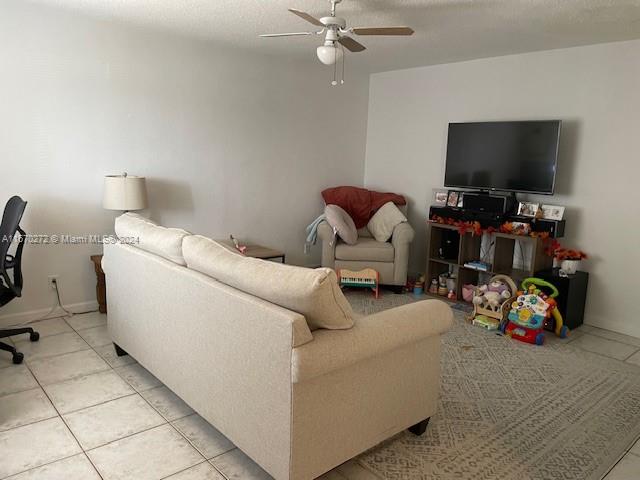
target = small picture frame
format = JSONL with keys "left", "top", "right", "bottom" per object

{"left": 433, "top": 189, "right": 449, "bottom": 206}
{"left": 447, "top": 191, "right": 460, "bottom": 207}
{"left": 541, "top": 204, "right": 565, "bottom": 221}
{"left": 517, "top": 201, "right": 539, "bottom": 217}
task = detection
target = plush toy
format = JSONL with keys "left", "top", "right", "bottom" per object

{"left": 428, "top": 279, "right": 438, "bottom": 294}
{"left": 468, "top": 275, "right": 517, "bottom": 328}
{"left": 488, "top": 280, "right": 509, "bottom": 295}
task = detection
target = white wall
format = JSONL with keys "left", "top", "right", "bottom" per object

{"left": 0, "top": 1, "right": 369, "bottom": 322}
{"left": 365, "top": 40, "right": 640, "bottom": 337}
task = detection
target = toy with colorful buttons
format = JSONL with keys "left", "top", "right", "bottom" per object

{"left": 501, "top": 277, "right": 569, "bottom": 346}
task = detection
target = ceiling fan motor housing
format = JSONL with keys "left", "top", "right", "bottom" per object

{"left": 320, "top": 16, "right": 346, "bottom": 29}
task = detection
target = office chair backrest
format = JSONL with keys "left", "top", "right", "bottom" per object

{"left": 0, "top": 196, "right": 27, "bottom": 304}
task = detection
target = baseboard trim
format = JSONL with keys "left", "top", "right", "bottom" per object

{"left": 0, "top": 300, "right": 99, "bottom": 328}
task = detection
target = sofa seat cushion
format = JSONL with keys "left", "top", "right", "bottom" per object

{"left": 183, "top": 235, "right": 354, "bottom": 331}
{"left": 114, "top": 213, "right": 191, "bottom": 265}
{"left": 335, "top": 238, "right": 395, "bottom": 262}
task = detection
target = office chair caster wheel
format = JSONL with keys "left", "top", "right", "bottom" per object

{"left": 30, "top": 332, "right": 40, "bottom": 342}
{"left": 12, "top": 352, "right": 24, "bottom": 364}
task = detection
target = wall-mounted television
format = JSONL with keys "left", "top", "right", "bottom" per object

{"left": 444, "top": 120, "right": 561, "bottom": 195}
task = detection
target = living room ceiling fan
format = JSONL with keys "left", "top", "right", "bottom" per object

{"left": 260, "top": 0, "right": 414, "bottom": 85}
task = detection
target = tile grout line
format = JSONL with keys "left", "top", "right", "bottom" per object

{"left": 66, "top": 314, "right": 224, "bottom": 478}
{"left": 157, "top": 460, "right": 210, "bottom": 480}
{"left": 566, "top": 342, "right": 640, "bottom": 363}
{"left": 0, "top": 387, "right": 58, "bottom": 434}
{"left": 60, "top": 313, "right": 171, "bottom": 479}
{"left": 0, "top": 452, "right": 90, "bottom": 480}
{"left": 622, "top": 348, "right": 640, "bottom": 362}
{"left": 577, "top": 330, "right": 640, "bottom": 349}
{"left": 16, "top": 319, "right": 106, "bottom": 480}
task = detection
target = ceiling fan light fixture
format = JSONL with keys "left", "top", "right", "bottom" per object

{"left": 316, "top": 43, "right": 343, "bottom": 65}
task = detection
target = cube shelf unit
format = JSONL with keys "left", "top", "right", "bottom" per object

{"left": 426, "top": 222, "right": 553, "bottom": 302}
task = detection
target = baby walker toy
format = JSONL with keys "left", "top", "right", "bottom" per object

{"left": 502, "top": 277, "right": 569, "bottom": 346}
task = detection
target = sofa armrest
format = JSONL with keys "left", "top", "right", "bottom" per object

{"left": 391, "top": 222, "right": 415, "bottom": 285}
{"left": 391, "top": 222, "right": 414, "bottom": 248}
{"left": 292, "top": 299, "right": 453, "bottom": 382}
{"left": 317, "top": 220, "right": 337, "bottom": 268}
{"left": 317, "top": 220, "right": 334, "bottom": 242}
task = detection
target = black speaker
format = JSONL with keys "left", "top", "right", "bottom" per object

{"left": 462, "top": 193, "right": 513, "bottom": 214}
{"left": 429, "top": 206, "right": 463, "bottom": 221}
{"left": 535, "top": 269, "right": 589, "bottom": 329}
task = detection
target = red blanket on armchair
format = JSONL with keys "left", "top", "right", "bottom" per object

{"left": 321, "top": 186, "right": 406, "bottom": 229}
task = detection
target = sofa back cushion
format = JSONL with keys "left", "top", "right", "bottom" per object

{"left": 115, "top": 213, "right": 191, "bottom": 265}
{"left": 183, "top": 235, "right": 354, "bottom": 331}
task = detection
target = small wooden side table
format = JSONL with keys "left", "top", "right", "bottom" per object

{"left": 219, "top": 240, "right": 285, "bottom": 263}
{"left": 90, "top": 254, "right": 107, "bottom": 314}
{"left": 242, "top": 245, "right": 286, "bottom": 263}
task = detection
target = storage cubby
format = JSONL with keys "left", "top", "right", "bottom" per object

{"left": 460, "top": 233, "right": 482, "bottom": 265}
{"left": 425, "top": 222, "right": 553, "bottom": 303}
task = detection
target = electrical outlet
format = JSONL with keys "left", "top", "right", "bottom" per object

{"left": 48, "top": 275, "right": 59, "bottom": 290}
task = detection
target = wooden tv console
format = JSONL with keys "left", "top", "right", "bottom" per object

{"left": 426, "top": 222, "right": 553, "bottom": 302}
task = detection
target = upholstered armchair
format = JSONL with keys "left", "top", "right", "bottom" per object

{"left": 317, "top": 210, "right": 415, "bottom": 290}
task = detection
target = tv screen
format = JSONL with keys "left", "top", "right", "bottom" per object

{"left": 444, "top": 120, "right": 561, "bottom": 194}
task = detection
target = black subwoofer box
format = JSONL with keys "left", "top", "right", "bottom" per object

{"left": 535, "top": 268, "right": 589, "bottom": 329}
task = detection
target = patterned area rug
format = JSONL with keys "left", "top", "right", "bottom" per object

{"left": 345, "top": 291, "right": 640, "bottom": 480}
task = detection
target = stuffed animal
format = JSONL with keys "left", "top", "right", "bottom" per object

{"left": 468, "top": 275, "right": 518, "bottom": 328}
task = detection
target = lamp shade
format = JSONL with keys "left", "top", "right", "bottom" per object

{"left": 103, "top": 174, "right": 148, "bottom": 211}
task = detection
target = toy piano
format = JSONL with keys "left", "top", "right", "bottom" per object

{"left": 337, "top": 268, "right": 380, "bottom": 299}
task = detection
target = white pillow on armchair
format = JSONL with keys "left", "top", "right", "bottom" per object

{"left": 367, "top": 202, "right": 407, "bottom": 242}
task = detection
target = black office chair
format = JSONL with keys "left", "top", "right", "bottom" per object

{"left": 0, "top": 196, "right": 39, "bottom": 364}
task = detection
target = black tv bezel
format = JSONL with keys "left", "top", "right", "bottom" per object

{"left": 443, "top": 120, "right": 562, "bottom": 195}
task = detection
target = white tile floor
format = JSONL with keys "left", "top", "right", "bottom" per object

{"left": 0, "top": 311, "right": 639, "bottom": 480}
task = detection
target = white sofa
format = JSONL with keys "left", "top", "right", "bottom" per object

{"left": 103, "top": 214, "right": 453, "bottom": 480}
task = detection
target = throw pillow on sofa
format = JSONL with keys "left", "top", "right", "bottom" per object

{"left": 183, "top": 235, "right": 354, "bottom": 331}
{"left": 324, "top": 204, "right": 358, "bottom": 245}
{"left": 367, "top": 202, "right": 408, "bottom": 242}
{"left": 115, "top": 213, "right": 191, "bottom": 265}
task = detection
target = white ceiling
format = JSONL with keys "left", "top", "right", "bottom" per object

{"left": 30, "top": 0, "right": 640, "bottom": 72}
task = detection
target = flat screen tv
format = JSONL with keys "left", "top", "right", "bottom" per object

{"left": 444, "top": 120, "right": 561, "bottom": 194}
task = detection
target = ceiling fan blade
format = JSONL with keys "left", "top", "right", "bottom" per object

{"left": 338, "top": 36, "right": 366, "bottom": 52}
{"left": 288, "top": 8, "right": 324, "bottom": 27}
{"left": 260, "top": 32, "right": 314, "bottom": 37}
{"left": 352, "top": 27, "right": 415, "bottom": 36}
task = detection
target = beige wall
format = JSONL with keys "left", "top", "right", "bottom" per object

{"left": 364, "top": 40, "right": 640, "bottom": 337}
{"left": 0, "top": 1, "right": 369, "bottom": 322}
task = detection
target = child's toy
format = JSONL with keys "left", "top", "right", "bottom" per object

{"left": 462, "top": 284, "right": 476, "bottom": 302}
{"left": 473, "top": 314, "right": 501, "bottom": 331}
{"left": 229, "top": 234, "right": 247, "bottom": 254}
{"left": 503, "top": 277, "right": 569, "bottom": 346}
{"left": 447, "top": 290, "right": 457, "bottom": 301}
{"left": 338, "top": 268, "right": 380, "bottom": 299}
{"left": 428, "top": 279, "right": 438, "bottom": 294}
{"left": 413, "top": 275, "right": 425, "bottom": 295}
{"left": 437, "top": 273, "right": 449, "bottom": 296}
{"left": 469, "top": 274, "right": 517, "bottom": 326}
